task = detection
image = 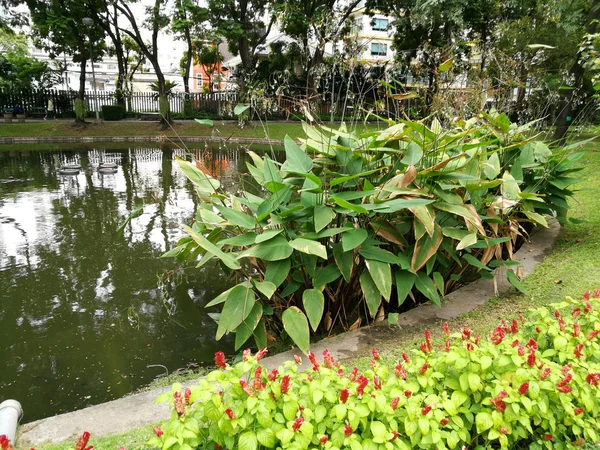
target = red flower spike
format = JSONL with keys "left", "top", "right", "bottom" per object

{"left": 575, "top": 344, "right": 584, "bottom": 359}
{"left": 419, "top": 343, "right": 430, "bottom": 353}
{"left": 395, "top": 361, "right": 407, "bottom": 379}
{"left": 511, "top": 339, "right": 519, "bottom": 348}
{"left": 389, "top": 431, "right": 399, "bottom": 442}
{"left": 555, "top": 309, "right": 561, "bottom": 319}
{"left": 466, "top": 342, "right": 474, "bottom": 351}
{"left": 519, "top": 314, "right": 526, "bottom": 324}
{"left": 308, "top": 351, "right": 320, "bottom": 371}
{"left": 499, "top": 427, "right": 509, "bottom": 435}
{"left": 337, "top": 369, "right": 344, "bottom": 378}
{"left": 461, "top": 328, "right": 471, "bottom": 340}
{"left": 292, "top": 417, "right": 304, "bottom": 432}
{"left": 215, "top": 445, "right": 222, "bottom": 450}
{"left": 543, "top": 434, "right": 553, "bottom": 441}
{"left": 425, "top": 330, "right": 433, "bottom": 351}
{"left": 240, "top": 380, "right": 253, "bottom": 396}
{"left": 419, "top": 362, "right": 429, "bottom": 375}
{"left": 490, "top": 391, "right": 507, "bottom": 412}
{"left": 214, "top": 351, "right": 226, "bottom": 369}
{"left": 593, "top": 289, "right": 600, "bottom": 298}
{"left": 370, "top": 358, "right": 377, "bottom": 369}
{"left": 586, "top": 373, "right": 600, "bottom": 386}
{"left": 268, "top": 369, "right": 278, "bottom": 381}
{"left": 340, "top": 389, "right": 349, "bottom": 403}
{"left": 573, "top": 323, "right": 581, "bottom": 337}
{"left": 256, "top": 347, "right": 268, "bottom": 361}
{"left": 372, "top": 349, "right": 380, "bottom": 360}
{"left": 153, "top": 427, "right": 163, "bottom": 438}
{"left": 585, "top": 301, "right": 593, "bottom": 314}
{"left": 440, "top": 417, "right": 450, "bottom": 426}
{"left": 280, "top": 375, "right": 290, "bottom": 394}
{"left": 561, "top": 364, "right": 573, "bottom": 375}
{"left": 173, "top": 392, "right": 185, "bottom": 417}
{"left": 242, "top": 348, "right": 251, "bottom": 362}
{"left": 574, "top": 407, "right": 584, "bottom": 415}
{"left": 583, "top": 292, "right": 591, "bottom": 300}
{"left": 559, "top": 317, "right": 566, "bottom": 332}
{"left": 540, "top": 367, "right": 551, "bottom": 380}
{"left": 344, "top": 422, "right": 353, "bottom": 437}
{"left": 475, "top": 335, "right": 481, "bottom": 346}
{"left": 374, "top": 376, "right": 382, "bottom": 390}
{"left": 527, "top": 350, "right": 536, "bottom": 367}
{"left": 390, "top": 397, "right": 400, "bottom": 410}
{"left": 421, "top": 405, "right": 432, "bottom": 415}
{"left": 510, "top": 319, "right": 519, "bottom": 334}
{"left": 517, "top": 345, "right": 525, "bottom": 356}
{"left": 254, "top": 367, "right": 264, "bottom": 390}
{"left": 319, "top": 435, "right": 328, "bottom": 445}
{"left": 443, "top": 322, "right": 450, "bottom": 336}
{"left": 75, "top": 433, "right": 91, "bottom": 450}
{"left": 349, "top": 367, "right": 358, "bottom": 382}
{"left": 294, "top": 355, "right": 302, "bottom": 365}
{"left": 184, "top": 387, "right": 191, "bottom": 405}
{"left": 356, "top": 376, "right": 368, "bottom": 396}
{"left": 323, "top": 350, "right": 334, "bottom": 368}
{"left": 490, "top": 326, "right": 505, "bottom": 345}
{"left": 518, "top": 382, "right": 529, "bottom": 395}
{"left": 444, "top": 340, "right": 451, "bottom": 352}
{"left": 573, "top": 308, "right": 581, "bottom": 318}
{"left": 526, "top": 338, "right": 538, "bottom": 351}
{"left": 588, "top": 330, "right": 599, "bottom": 340}
{"left": 404, "top": 390, "right": 412, "bottom": 398}
{"left": 402, "top": 353, "right": 409, "bottom": 363}
{"left": 225, "top": 409, "right": 235, "bottom": 419}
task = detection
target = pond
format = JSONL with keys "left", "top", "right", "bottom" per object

{"left": 0, "top": 142, "right": 279, "bottom": 422}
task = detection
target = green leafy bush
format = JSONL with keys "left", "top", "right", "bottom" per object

{"left": 149, "top": 291, "right": 600, "bottom": 450}
{"left": 166, "top": 112, "right": 585, "bottom": 351}
{"left": 74, "top": 98, "right": 86, "bottom": 122}
{"left": 102, "top": 104, "right": 126, "bottom": 121}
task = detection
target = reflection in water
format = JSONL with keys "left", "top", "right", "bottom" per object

{"left": 0, "top": 143, "right": 270, "bottom": 422}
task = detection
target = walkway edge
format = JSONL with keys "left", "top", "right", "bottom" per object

{"left": 17, "top": 222, "right": 560, "bottom": 448}
{"left": 0, "top": 136, "right": 283, "bottom": 145}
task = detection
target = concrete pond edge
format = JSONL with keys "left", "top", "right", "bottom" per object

{"left": 17, "top": 221, "right": 561, "bottom": 447}
{"left": 0, "top": 136, "right": 284, "bottom": 146}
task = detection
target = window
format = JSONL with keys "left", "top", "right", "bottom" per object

{"left": 196, "top": 74, "right": 203, "bottom": 88}
{"left": 352, "top": 18, "right": 362, "bottom": 32}
{"left": 370, "top": 43, "right": 387, "bottom": 56}
{"left": 371, "top": 18, "right": 388, "bottom": 31}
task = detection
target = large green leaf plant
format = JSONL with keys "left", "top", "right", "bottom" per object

{"left": 166, "top": 111, "right": 583, "bottom": 352}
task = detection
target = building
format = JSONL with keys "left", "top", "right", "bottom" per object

{"left": 190, "top": 42, "right": 232, "bottom": 93}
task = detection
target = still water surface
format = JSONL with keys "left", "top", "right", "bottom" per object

{"left": 0, "top": 143, "right": 270, "bottom": 422}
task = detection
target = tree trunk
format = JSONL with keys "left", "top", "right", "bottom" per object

{"left": 306, "top": 47, "right": 324, "bottom": 97}
{"left": 75, "top": 58, "right": 88, "bottom": 123}
{"left": 182, "top": 26, "right": 193, "bottom": 118}
{"left": 553, "top": 0, "right": 600, "bottom": 143}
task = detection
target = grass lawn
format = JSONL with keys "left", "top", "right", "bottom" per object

{"left": 0, "top": 121, "right": 384, "bottom": 140}
{"left": 19, "top": 134, "right": 600, "bottom": 450}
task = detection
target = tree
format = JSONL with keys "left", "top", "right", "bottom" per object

{"left": 277, "top": 0, "right": 360, "bottom": 96}
{"left": 207, "top": 0, "right": 276, "bottom": 97}
{"left": 193, "top": 42, "right": 224, "bottom": 92}
{"left": 171, "top": 0, "right": 208, "bottom": 116}
{"left": 122, "top": 36, "right": 145, "bottom": 104}
{"left": 113, "top": 0, "right": 172, "bottom": 124}
{"left": 25, "top": 0, "right": 106, "bottom": 122}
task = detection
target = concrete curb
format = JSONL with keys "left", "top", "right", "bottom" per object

{"left": 0, "top": 136, "right": 283, "bottom": 145}
{"left": 17, "top": 222, "right": 560, "bottom": 447}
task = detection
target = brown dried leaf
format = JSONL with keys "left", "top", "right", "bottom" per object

{"left": 375, "top": 305, "right": 385, "bottom": 322}
{"left": 349, "top": 317, "right": 362, "bottom": 331}
{"left": 324, "top": 311, "right": 333, "bottom": 331}
{"left": 398, "top": 165, "right": 417, "bottom": 188}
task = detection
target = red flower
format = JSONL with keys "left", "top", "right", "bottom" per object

{"left": 444, "top": 340, "right": 451, "bottom": 352}
{"left": 586, "top": 373, "right": 600, "bottom": 386}
{"left": 561, "top": 364, "right": 573, "bottom": 375}
{"left": 370, "top": 358, "right": 377, "bottom": 369}
{"left": 518, "top": 382, "right": 529, "bottom": 395}
{"left": 475, "top": 335, "right": 481, "bottom": 346}
{"left": 511, "top": 339, "right": 519, "bottom": 347}
{"left": 404, "top": 390, "right": 412, "bottom": 398}
{"left": 588, "top": 330, "right": 599, "bottom": 340}
{"left": 543, "top": 434, "right": 553, "bottom": 441}
{"left": 374, "top": 376, "right": 382, "bottom": 390}
{"left": 294, "top": 355, "right": 302, "bottom": 365}
{"left": 337, "top": 369, "right": 344, "bottom": 378}
{"left": 527, "top": 350, "right": 536, "bottom": 367}
{"left": 280, "top": 375, "right": 290, "bottom": 394}
{"left": 490, "top": 391, "right": 507, "bottom": 412}
{"left": 419, "top": 343, "right": 430, "bottom": 353}
{"left": 575, "top": 344, "right": 584, "bottom": 358}
{"left": 308, "top": 351, "right": 320, "bottom": 371}
{"left": 184, "top": 387, "right": 191, "bottom": 405}
{"left": 466, "top": 342, "right": 474, "bottom": 351}
{"left": 490, "top": 326, "right": 505, "bottom": 345}
{"left": 225, "top": 409, "right": 235, "bottom": 419}
{"left": 256, "top": 347, "right": 268, "bottom": 361}
{"left": 419, "top": 362, "right": 429, "bottom": 375}
{"left": 558, "top": 372, "right": 573, "bottom": 393}
{"left": 573, "top": 308, "right": 581, "bottom": 318}
{"left": 594, "top": 289, "right": 600, "bottom": 298}
{"left": 389, "top": 431, "right": 399, "bottom": 442}
{"left": 526, "top": 338, "right": 538, "bottom": 351}
{"left": 443, "top": 322, "right": 450, "bottom": 336}
{"left": 425, "top": 330, "right": 433, "bottom": 351}
{"left": 240, "top": 380, "right": 253, "bottom": 396}
{"left": 349, "top": 367, "right": 358, "bottom": 381}
{"left": 153, "top": 427, "right": 163, "bottom": 438}
{"left": 573, "top": 323, "right": 581, "bottom": 337}
{"left": 461, "top": 328, "right": 472, "bottom": 340}
{"left": 574, "top": 407, "right": 584, "bottom": 415}
{"left": 344, "top": 422, "right": 353, "bottom": 437}
{"left": 323, "top": 350, "right": 335, "bottom": 368}
{"left": 215, "top": 445, "right": 222, "bottom": 450}
{"left": 499, "top": 427, "right": 509, "bottom": 435}
{"left": 421, "top": 405, "right": 432, "bottom": 415}
{"left": 540, "top": 367, "right": 551, "bottom": 380}
{"left": 517, "top": 345, "right": 525, "bottom": 356}
{"left": 0, "top": 436, "right": 12, "bottom": 450}
{"left": 356, "top": 376, "right": 368, "bottom": 396}
{"left": 319, "top": 435, "right": 328, "bottom": 445}
{"left": 173, "top": 392, "right": 185, "bottom": 417}
{"left": 395, "top": 361, "right": 406, "bottom": 379}
{"left": 372, "top": 348, "right": 380, "bottom": 360}
{"left": 268, "top": 369, "right": 278, "bottom": 381}
{"left": 242, "top": 348, "right": 251, "bottom": 361}
{"left": 402, "top": 353, "right": 409, "bottom": 363}
{"left": 340, "top": 389, "right": 349, "bottom": 404}
{"left": 75, "top": 432, "right": 91, "bottom": 450}
{"left": 440, "top": 417, "right": 449, "bottom": 426}
{"left": 585, "top": 301, "right": 593, "bottom": 314}
{"left": 583, "top": 291, "right": 591, "bottom": 300}
{"left": 558, "top": 317, "right": 566, "bottom": 332}
{"left": 510, "top": 319, "right": 519, "bottom": 334}
{"left": 214, "top": 351, "right": 226, "bottom": 369}
{"left": 391, "top": 397, "right": 400, "bottom": 410}
{"left": 254, "top": 367, "right": 265, "bottom": 390}
{"left": 292, "top": 417, "right": 304, "bottom": 432}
